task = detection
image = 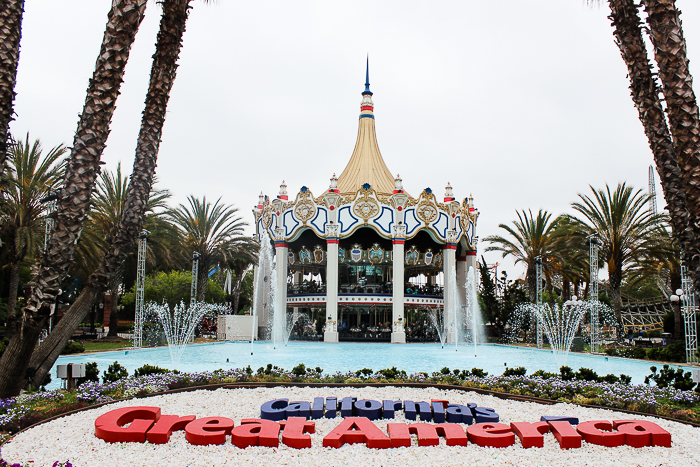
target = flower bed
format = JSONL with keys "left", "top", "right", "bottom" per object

{"left": 3, "top": 385, "right": 700, "bottom": 467}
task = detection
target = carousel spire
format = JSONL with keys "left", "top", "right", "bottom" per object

{"left": 363, "top": 55, "right": 372, "bottom": 96}
{"left": 336, "top": 60, "right": 396, "bottom": 196}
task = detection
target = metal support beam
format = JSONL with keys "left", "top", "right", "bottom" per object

{"left": 133, "top": 230, "right": 149, "bottom": 348}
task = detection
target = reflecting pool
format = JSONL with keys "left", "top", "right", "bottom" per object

{"left": 48, "top": 342, "right": 693, "bottom": 389}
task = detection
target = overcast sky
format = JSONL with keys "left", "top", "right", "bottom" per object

{"left": 10, "top": 0, "right": 700, "bottom": 280}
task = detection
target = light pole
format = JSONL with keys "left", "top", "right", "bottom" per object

{"left": 535, "top": 256, "right": 543, "bottom": 349}
{"left": 670, "top": 263, "right": 698, "bottom": 364}
{"left": 133, "top": 229, "right": 149, "bottom": 348}
{"left": 588, "top": 234, "right": 601, "bottom": 353}
{"left": 190, "top": 251, "right": 201, "bottom": 306}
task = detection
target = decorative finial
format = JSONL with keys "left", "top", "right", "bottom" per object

{"left": 329, "top": 173, "right": 338, "bottom": 192}
{"left": 362, "top": 55, "right": 373, "bottom": 96}
{"left": 444, "top": 183, "right": 454, "bottom": 202}
{"left": 393, "top": 174, "right": 403, "bottom": 193}
{"left": 278, "top": 181, "right": 288, "bottom": 200}
{"left": 257, "top": 192, "right": 265, "bottom": 209}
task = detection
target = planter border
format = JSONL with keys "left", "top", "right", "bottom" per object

{"left": 2, "top": 380, "right": 699, "bottom": 450}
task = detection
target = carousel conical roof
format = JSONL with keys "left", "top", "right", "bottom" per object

{"left": 337, "top": 60, "right": 396, "bottom": 197}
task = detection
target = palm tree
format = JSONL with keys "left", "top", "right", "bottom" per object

{"left": 604, "top": 0, "right": 700, "bottom": 294}
{"left": 0, "top": 135, "right": 65, "bottom": 340}
{"left": 484, "top": 209, "right": 560, "bottom": 301}
{"left": 550, "top": 215, "right": 590, "bottom": 301}
{"left": 224, "top": 245, "right": 259, "bottom": 314}
{"left": 0, "top": 0, "right": 149, "bottom": 397}
{"left": 0, "top": 1, "right": 25, "bottom": 182}
{"left": 571, "top": 183, "right": 664, "bottom": 324}
{"left": 627, "top": 223, "right": 682, "bottom": 336}
{"left": 169, "top": 196, "right": 249, "bottom": 302}
{"left": 75, "top": 163, "right": 172, "bottom": 336}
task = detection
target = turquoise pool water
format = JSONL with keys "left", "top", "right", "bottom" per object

{"left": 47, "top": 342, "right": 695, "bottom": 389}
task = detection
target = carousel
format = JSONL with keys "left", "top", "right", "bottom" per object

{"left": 253, "top": 64, "right": 479, "bottom": 343}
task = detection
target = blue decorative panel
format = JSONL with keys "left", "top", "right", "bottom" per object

{"left": 432, "top": 212, "right": 449, "bottom": 239}
{"left": 455, "top": 215, "right": 463, "bottom": 238}
{"left": 338, "top": 206, "right": 359, "bottom": 234}
{"left": 404, "top": 208, "right": 420, "bottom": 236}
{"left": 311, "top": 207, "right": 328, "bottom": 233}
{"left": 283, "top": 210, "right": 300, "bottom": 237}
{"left": 373, "top": 207, "right": 394, "bottom": 235}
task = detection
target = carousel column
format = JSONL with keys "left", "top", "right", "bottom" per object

{"left": 325, "top": 223, "right": 339, "bottom": 343}
{"left": 392, "top": 224, "right": 406, "bottom": 343}
{"left": 465, "top": 250, "right": 477, "bottom": 274}
{"left": 444, "top": 231, "right": 458, "bottom": 344}
{"left": 274, "top": 229, "right": 288, "bottom": 339}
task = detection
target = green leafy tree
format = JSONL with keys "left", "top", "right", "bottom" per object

{"left": 0, "top": 135, "right": 66, "bottom": 340}
{"left": 0, "top": 0, "right": 149, "bottom": 398}
{"left": 169, "top": 196, "right": 250, "bottom": 302}
{"left": 121, "top": 270, "right": 226, "bottom": 311}
{"left": 484, "top": 209, "right": 559, "bottom": 301}
{"left": 571, "top": 183, "right": 664, "bottom": 324}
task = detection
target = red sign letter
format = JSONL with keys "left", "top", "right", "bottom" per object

{"left": 95, "top": 406, "right": 161, "bottom": 443}
{"left": 467, "top": 423, "right": 515, "bottom": 448}
{"left": 185, "top": 417, "right": 235, "bottom": 446}
{"left": 323, "top": 417, "right": 391, "bottom": 449}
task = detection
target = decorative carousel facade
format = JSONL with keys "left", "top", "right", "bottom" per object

{"left": 253, "top": 65, "right": 479, "bottom": 343}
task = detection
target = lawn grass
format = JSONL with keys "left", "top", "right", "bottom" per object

{"left": 82, "top": 341, "right": 132, "bottom": 352}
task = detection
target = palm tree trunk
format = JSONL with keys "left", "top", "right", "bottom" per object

{"left": 641, "top": 0, "right": 700, "bottom": 290}
{"left": 0, "top": 0, "right": 24, "bottom": 181}
{"left": 670, "top": 268, "right": 682, "bottom": 338}
{"left": 27, "top": 0, "right": 192, "bottom": 389}
{"left": 0, "top": 0, "right": 147, "bottom": 398}
{"left": 233, "top": 278, "right": 242, "bottom": 314}
{"left": 526, "top": 263, "right": 536, "bottom": 303}
{"left": 608, "top": 0, "right": 691, "bottom": 251}
{"left": 609, "top": 266, "right": 624, "bottom": 326}
{"left": 3, "top": 261, "right": 21, "bottom": 342}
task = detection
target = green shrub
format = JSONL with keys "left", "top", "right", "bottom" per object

{"left": 470, "top": 368, "right": 488, "bottom": 378}
{"left": 378, "top": 366, "right": 406, "bottom": 380}
{"left": 645, "top": 364, "right": 696, "bottom": 391}
{"left": 134, "top": 364, "right": 170, "bottom": 377}
{"left": 559, "top": 366, "right": 575, "bottom": 381}
{"left": 76, "top": 362, "right": 100, "bottom": 387}
{"left": 60, "top": 341, "right": 85, "bottom": 355}
{"left": 102, "top": 361, "right": 128, "bottom": 383}
{"left": 630, "top": 346, "right": 647, "bottom": 359}
{"left": 575, "top": 368, "right": 599, "bottom": 382}
{"left": 531, "top": 369, "right": 556, "bottom": 379}
{"left": 357, "top": 368, "right": 373, "bottom": 377}
{"left": 292, "top": 363, "right": 307, "bottom": 377}
{"left": 503, "top": 366, "right": 527, "bottom": 377}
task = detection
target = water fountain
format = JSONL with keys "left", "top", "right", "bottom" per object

{"left": 464, "top": 266, "right": 485, "bottom": 354}
{"left": 443, "top": 266, "right": 485, "bottom": 352}
{"left": 514, "top": 298, "right": 608, "bottom": 365}
{"left": 425, "top": 307, "right": 447, "bottom": 348}
{"left": 250, "top": 230, "right": 275, "bottom": 354}
{"left": 146, "top": 301, "right": 226, "bottom": 365}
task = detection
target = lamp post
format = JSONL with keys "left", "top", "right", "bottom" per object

{"left": 671, "top": 266, "right": 699, "bottom": 364}
{"left": 587, "top": 234, "right": 601, "bottom": 353}
{"left": 133, "top": 229, "right": 149, "bottom": 348}
{"left": 190, "top": 251, "right": 201, "bottom": 306}
{"left": 535, "top": 256, "right": 543, "bottom": 349}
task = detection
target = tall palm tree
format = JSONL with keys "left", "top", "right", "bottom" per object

{"left": 571, "top": 183, "right": 664, "bottom": 324}
{"left": 169, "top": 196, "right": 248, "bottom": 302}
{"left": 550, "top": 215, "right": 589, "bottom": 301}
{"left": 484, "top": 209, "right": 560, "bottom": 301}
{"left": 0, "top": 135, "right": 65, "bottom": 340}
{"left": 0, "top": 1, "right": 25, "bottom": 182}
{"left": 0, "top": 0, "right": 148, "bottom": 398}
{"left": 604, "top": 0, "right": 700, "bottom": 293}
